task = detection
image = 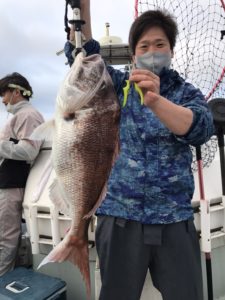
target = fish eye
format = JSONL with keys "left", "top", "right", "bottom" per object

{"left": 63, "top": 112, "right": 76, "bottom": 121}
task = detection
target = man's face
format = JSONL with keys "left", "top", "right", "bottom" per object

{"left": 134, "top": 26, "right": 172, "bottom": 57}
{"left": 1, "top": 90, "right": 14, "bottom": 106}
{"left": 1, "top": 89, "right": 20, "bottom": 107}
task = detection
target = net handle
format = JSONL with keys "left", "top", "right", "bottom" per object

{"left": 134, "top": 0, "right": 139, "bottom": 18}
{"left": 206, "top": 67, "right": 225, "bottom": 101}
{"left": 220, "top": 0, "right": 225, "bottom": 11}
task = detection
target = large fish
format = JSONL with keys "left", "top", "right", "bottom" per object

{"left": 38, "top": 52, "right": 120, "bottom": 298}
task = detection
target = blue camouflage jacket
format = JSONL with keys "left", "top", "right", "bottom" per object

{"left": 65, "top": 40, "right": 215, "bottom": 224}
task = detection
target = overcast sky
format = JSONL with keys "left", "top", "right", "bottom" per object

{"left": 0, "top": 0, "right": 134, "bottom": 128}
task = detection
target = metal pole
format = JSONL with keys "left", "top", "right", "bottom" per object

{"left": 68, "top": 0, "right": 85, "bottom": 55}
{"left": 196, "top": 146, "right": 214, "bottom": 300}
{"left": 217, "top": 127, "right": 225, "bottom": 196}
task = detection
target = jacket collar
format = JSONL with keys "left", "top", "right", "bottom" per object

{"left": 8, "top": 100, "right": 30, "bottom": 115}
{"left": 160, "top": 68, "right": 183, "bottom": 94}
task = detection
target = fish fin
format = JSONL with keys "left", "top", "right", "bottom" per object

{"left": 38, "top": 233, "right": 91, "bottom": 299}
{"left": 29, "top": 119, "right": 55, "bottom": 142}
{"left": 49, "top": 179, "right": 71, "bottom": 216}
{"left": 37, "top": 234, "right": 72, "bottom": 268}
{"left": 67, "top": 237, "right": 91, "bottom": 300}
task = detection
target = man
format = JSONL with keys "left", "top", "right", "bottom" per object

{"left": 0, "top": 72, "right": 44, "bottom": 275}
{"left": 65, "top": 3, "right": 214, "bottom": 300}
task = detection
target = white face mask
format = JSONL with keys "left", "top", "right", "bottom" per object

{"left": 135, "top": 52, "right": 171, "bottom": 75}
{"left": 6, "top": 103, "right": 16, "bottom": 114}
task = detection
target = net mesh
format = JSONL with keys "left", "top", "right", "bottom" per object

{"left": 136, "top": 0, "right": 225, "bottom": 170}
{"left": 136, "top": 0, "right": 225, "bottom": 99}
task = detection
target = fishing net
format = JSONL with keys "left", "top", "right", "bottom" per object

{"left": 135, "top": 0, "right": 225, "bottom": 170}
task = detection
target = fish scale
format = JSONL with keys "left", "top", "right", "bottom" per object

{"left": 38, "top": 52, "right": 120, "bottom": 299}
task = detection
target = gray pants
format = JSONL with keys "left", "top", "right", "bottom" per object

{"left": 0, "top": 188, "right": 23, "bottom": 276}
{"left": 96, "top": 216, "right": 203, "bottom": 300}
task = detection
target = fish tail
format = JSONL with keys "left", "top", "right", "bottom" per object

{"left": 37, "top": 234, "right": 91, "bottom": 299}
{"left": 69, "top": 238, "right": 91, "bottom": 299}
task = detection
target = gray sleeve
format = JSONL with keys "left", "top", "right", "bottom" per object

{"left": 0, "top": 139, "right": 43, "bottom": 162}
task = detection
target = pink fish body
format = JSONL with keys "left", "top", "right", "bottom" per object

{"left": 38, "top": 52, "right": 120, "bottom": 298}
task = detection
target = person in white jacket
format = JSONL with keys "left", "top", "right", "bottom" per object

{"left": 0, "top": 72, "right": 44, "bottom": 275}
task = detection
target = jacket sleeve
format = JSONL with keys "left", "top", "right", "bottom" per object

{"left": 174, "top": 84, "right": 215, "bottom": 146}
{"left": 64, "top": 39, "right": 100, "bottom": 66}
{"left": 106, "top": 65, "right": 128, "bottom": 95}
{"left": 0, "top": 108, "right": 44, "bottom": 162}
{"left": 0, "top": 139, "right": 42, "bottom": 162}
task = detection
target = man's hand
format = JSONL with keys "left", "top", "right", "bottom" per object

{"left": 129, "top": 69, "right": 160, "bottom": 108}
{"left": 129, "top": 68, "right": 193, "bottom": 135}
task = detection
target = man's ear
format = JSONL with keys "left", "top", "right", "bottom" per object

{"left": 14, "top": 88, "right": 21, "bottom": 97}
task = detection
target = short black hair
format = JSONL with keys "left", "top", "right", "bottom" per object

{"left": 128, "top": 9, "right": 178, "bottom": 55}
{"left": 0, "top": 72, "right": 33, "bottom": 100}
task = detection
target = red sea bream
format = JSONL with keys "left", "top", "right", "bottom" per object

{"left": 38, "top": 52, "right": 120, "bottom": 298}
